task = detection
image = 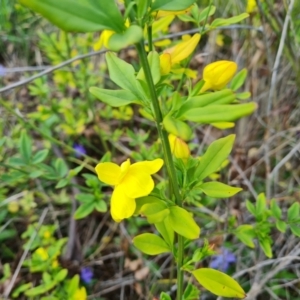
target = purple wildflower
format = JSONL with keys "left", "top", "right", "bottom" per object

{"left": 73, "top": 143, "right": 87, "bottom": 158}
{"left": 209, "top": 247, "right": 236, "bottom": 272}
{"left": 0, "top": 65, "right": 6, "bottom": 77}
{"left": 80, "top": 267, "right": 93, "bottom": 284}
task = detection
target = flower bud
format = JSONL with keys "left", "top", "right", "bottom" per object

{"left": 201, "top": 60, "right": 237, "bottom": 92}
{"left": 168, "top": 134, "right": 190, "bottom": 160}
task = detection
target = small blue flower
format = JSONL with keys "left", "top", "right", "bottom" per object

{"left": 0, "top": 65, "right": 6, "bottom": 77}
{"left": 73, "top": 143, "right": 87, "bottom": 158}
{"left": 80, "top": 267, "right": 93, "bottom": 284}
{"left": 209, "top": 247, "right": 236, "bottom": 272}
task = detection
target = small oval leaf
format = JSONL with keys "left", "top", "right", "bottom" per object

{"left": 169, "top": 206, "right": 200, "bottom": 240}
{"left": 192, "top": 268, "right": 246, "bottom": 298}
{"left": 199, "top": 182, "right": 242, "bottom": 198}
{"left": 133, "top": 233, "right": 170, "bottom": 255}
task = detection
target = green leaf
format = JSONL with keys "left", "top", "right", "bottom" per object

{"left": 133, "top": 233, "right": 170, "bottom": 255}
{"left": 246, "top": 200, "right": 256, "bottom": 216}
{"left": 195, "top": 135, "right": 235, "bottom": 181}
{"left": 0, "top": 229, "right": 17, "bottom": 242}
{"left": 197, "top": 5, "right": 216, "bottom": 23}
{"left": 90, "top": 87, "right": 141, "bottom": 107}
{"left": 210, "top": 13, "right": 249, "bottom": 28}
{"left": 236, "top": 92, "right": 251, "bottom": 100}
{"left": 0, "top": 136, "right": 6, "bottom": 147}
{"left": 178, "top": 89, "right": 235, "bottom": 117}
{"left": 276, "top": 220, "right": 287, "bottom": 233}
{"left": 182, "top": 103, "right": 257, "bottom": 123}
{"left": 137, "top": 51, "right": 161, "bottom": 85}
{"left": 54, "top": 269, "right": 68, "bottom": 282}
{"left": 290, "top": 224, "right": 300, "bottom": 237}
{"left": 12, "top": 283, "right": 33, "bottom": 298}
{"left": 168, "top": 206, "right": 200, "bottom": 240}
{"left": 259, "top": 239, "right": 272, "bottom": 258}
{"left": 199, "top": 181, "right": 242, "bottom": 198}
{"left": 75, "top": 193, "right": 95, "bottom": 203}
{"left": 135, "top": 196, "right": 164, "bottom": 214}
{"left": 67, "top": 275, "right": 79, "bottom": 295}
{"left": 74, "top": 203, "right": 95, "bottom": 219}
{"left": 55, "top": 178, "right": 69, "bottom": 189}
{"left": 68, "top": 165, "right": 84, "bottom": 179}
{"left": 270, "top": 199, "right": 282, "bottom": 219}
{"left": 19, "top": 0, "right": 125, "bottom": 33}
{"left": 163, "top": 114, "right": 192, "bottom": 141}
{"left": 8, "top": 157, "right": 27, "bottom": 167}
{"left": 32, "top": 149, "right": 49, "bottom": 164}
{"left": 108, "top": 25, "right": 143, "bottom": 52}
{"left": 151, "top": 0, "right": 196, "bottom": 11}
{"left": 155, "top": 217, "right": 174, "bottom": 247}
{"left": 256, "top": 193, "right": 266, "bottom": 215}
{"left": 288, "top": 202, "right": 299, "bottom": 221}
{"left": 54, "top": 158, "right": 68, "bottom": 177}
{"left": 160, "top": 292, "right": 172, "bottom": 300}
{"left": 230, "top": 68, "right": 248, "bottom": 91}
{"left": 29, "top": 170, "right": 45, "bottom": 179}
{"left": 141, "top": 202, "right": 169, "bottom": 223}
{"left": 25, "top": 282, "right": 56, "bottom": 297}
{"left": 177, "top": 13, "right": 196, "bottom": 23}
{"left": 19, "top": 131, "right": 32, "bottom": 162}
{"left": 183, "top": 283, "right": 200, "bottom": 300}
{"left": 106, "top": 52, "right": 146, "bottom": 100}
{"left": 192, "top": 268, "right": 246, "bottom": 298}
{"left": 235, "top": 225, "right": 255, "bottom": 248}
{"left": 94, "top": 200, "right": 107, "bottom": 212}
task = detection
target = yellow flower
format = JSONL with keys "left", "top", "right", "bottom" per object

{"left": 168, "top": 134, "right": 190, "bottom": 160}
{"left": 246, "top": 0, "right": 257, "bottom": 13}
{"left": 73, "top": 287, "right": 87, "bottom": 300}
{"left": 8, "top": 201, "right": 19, "bottom": 213}
{"left": 95, "top": 159, "right": 164, "bottom": 222}
{"left": 93, "top": 30, "right": 115, "bottom": 51}
{"left": 93, "top": 20, "right": 130, "bottom": 51}
{"left": 200, "top": 60, "right": 237, "bottom": 92}
{"left": 52, "top": 259, "right": 59, "bottom": 268}
{"left": 43, "top": 230, "right": 51, "bottom": 239}
{"left": 35, "top": 247, "right": 49, "bottom": 261}
{"left": 160, "top": 34, "right": 201, "bottom": 75}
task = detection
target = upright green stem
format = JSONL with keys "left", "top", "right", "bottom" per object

{"left": 135, "top": 40, "right": 185, "bottom": 300}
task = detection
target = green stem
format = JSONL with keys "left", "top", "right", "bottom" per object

{"left": 135, "top": 40, "right": 185, "bottom": 300}
{"left": 147, "top": 25, "right": 153, "bottom": 52}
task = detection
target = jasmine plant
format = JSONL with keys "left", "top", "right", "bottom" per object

{"left": 18, "top": 0, "right": 258, "bottom": 299}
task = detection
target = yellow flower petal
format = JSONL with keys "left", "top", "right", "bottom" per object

{"left": 121, "top": 171, "right": 154, "bottom": 198}
{"left": 246, "top": 0, "right": 257, "bottom": 13}
{"left": 95, "top": 162, "right": 121, "bottom": 185}
{"left": 168, "top": 134, "right": 190, "bottom": 160}
{"left": 154, "top": 39, "right": 172, "bottom": 47}
{"left": 111, "top": 186, "right": 136, "bottom": 222}
{"left": 73, "top": 286, "right": 87, "bottom": 300}
{"left": 93, "top": 30, "right": 115, "bottom": 51}
{"left": 35, "top": 247, "right": 49, "bottom": 261}
{"left": 160, "top": 53, "right": 172, "bottom": 75}
{"left": 167, "top": 34, "right": 201, "bottom": 65}
{"left": 130, "top": 159, "right": 164, "bottom": 175}
{"left": 152, "top": 15, "right": 174, "bottom": 34}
